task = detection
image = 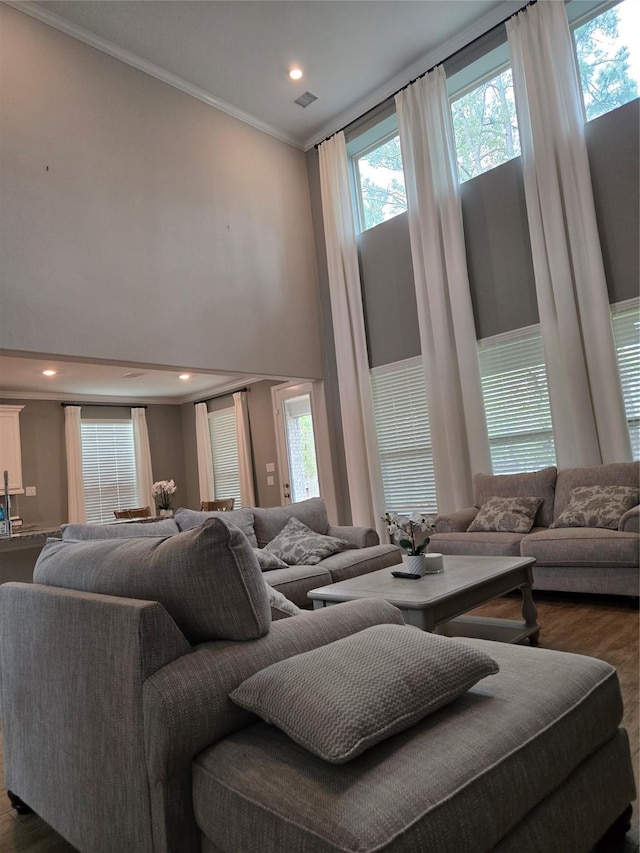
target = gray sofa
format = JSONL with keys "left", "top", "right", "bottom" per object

{"left": 0, "top": 516, "right": 636, "bottom": 853}
{"left": 428, "top": 462, "right": 639, "bottom": 598}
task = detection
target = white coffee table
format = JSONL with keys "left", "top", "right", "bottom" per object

{"left": 308, "top": 555, "right": 540, "bottom": 644}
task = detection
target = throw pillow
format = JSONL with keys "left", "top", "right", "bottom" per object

{"left": 34, "top": 518, "right": 271, "bottom": 644}
{"left": 266, "top": 584, "right": 304, "bottom": 620}
{"left": 230, "top": 624, "right": 499, "bottom": 764}
{"left": 60, "top": 519, "right": 179, "bottom": 539}
{"left": 551, "top": 485, "right": 639, "bottom": 530}
{"left": 263, "top": 516, "right": 350, "bottom": 566}
{"left": 253, "top": 548, "right": 289, "bottom": 570}
{"left": 467, "top": 496, "right": 543, "bottom": 534}
{"left": 174, "top": 508, "right": 257, "bottom": 547}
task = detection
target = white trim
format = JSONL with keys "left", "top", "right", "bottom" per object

{"left": 371, "top": 356, "right": 422, "bottom": 377}
{"left": 478, "top": 322, "right": 544, "bottom": 348}
{"left": 4, "top": 0, "right": 302, "bottom": 151}
{"left": 611, "top": 296, "right": 640, "bottom": 314}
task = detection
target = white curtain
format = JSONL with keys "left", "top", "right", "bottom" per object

{"left": 195, "top": 402, "right": 215, "bottom": 503}
{"left": 396, "top": 66, "right": 492, "bottom": 512}
{"left": 318, "top": 132, "right": 386, "bottom": 538}
{"left": 234, "top": 391, "right": 255, "bottom": 508}
{"left": 64, "top": 405, "right": 86, "bottom": 523}
{"left": 131, "top": 408, "right": 154, "bottom": 510}
{"left": 507, "top": 1, "right": 631, "bottom": 466}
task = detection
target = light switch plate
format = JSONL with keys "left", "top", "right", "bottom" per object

{"left": 266, "top": 462, "right": 275, "bottom": 472}
{"left": 26, "top": 486, "right": 36, "bottom": 496}
{"left": 267, "top": 476, "right": 274, "bottom": 486}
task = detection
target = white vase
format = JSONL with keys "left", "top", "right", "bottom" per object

{"left": 402, "top": 554, "right": 427, "bottom": 576}
{"left": 159, "top": 508, "right": 174, "bottom": 518}
{"left": 424, "top": 553, "right": 444, "bottom": 574}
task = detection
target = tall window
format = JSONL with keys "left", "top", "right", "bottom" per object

{"left": 572, "top": 0, "right": 639, "bottom": 122}
{"left": 371, "top": 359, "right": 436, "bottom": 514}
{"left": 81, "top": 420, "right": 138, "bottom": 523}
{"left": 353, "top": 133, "right": 407, "bottom": 232}
{"left": 208, "top": 408, "right": 242, "bottom": 508}
{"left": 478, "top": 328, "right": 556, "bottom": 474}
{"left": 612, "top": 299, "right": 640, "bottom": 459}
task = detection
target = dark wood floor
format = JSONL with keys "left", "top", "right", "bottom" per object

{"left": 0, "top": 590, "right": 638, "bottom": 853}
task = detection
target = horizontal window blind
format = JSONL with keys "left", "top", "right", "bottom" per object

{"left": 478, "top": 328, "right": 556, "bottom": 473}
{"left": 81, "top": 420, "right": 138, "bottom": 524}
{"left": 371, "top": 359, "right": 437, "bottom": 515}
{"left": 612, "top": 299, "right": 640, "bottom": 460}
{"left": 208, "top": 408, "right": 242, "bottom": 508}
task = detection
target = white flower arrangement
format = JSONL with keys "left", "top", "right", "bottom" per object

{"left": 152, "top": 479, "right": 176, "bottom": 511}
{"left": 382, "top": 511, "right": 436, "bottom": 556}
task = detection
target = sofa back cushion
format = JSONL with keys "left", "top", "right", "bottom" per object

{"left": 60, "top": 519, "right": 179, "bottom": 539}
{"left": 174, "top": 508, "right": 257, "bottom": 547}
{"left": 252, "top": 498, "right": 330, "bottom": 548}
{"left": 34, "top": 519, "right": 271, "bottom": 644}
{"left": 554, "top": 462, "right": 640, "bottom": 522}
{"left": 473, "top": 467, "right": 557, "bottom": 528}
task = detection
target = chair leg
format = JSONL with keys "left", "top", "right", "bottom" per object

{"left": 7, "top": 790, "right": 33, "bottom": 815}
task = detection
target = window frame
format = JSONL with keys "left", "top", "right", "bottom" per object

{"left": 207, "top": 406, "right": 242, "bottom": 508}
{"left": 80, "top": 417, "right": 139, "bottom": 524}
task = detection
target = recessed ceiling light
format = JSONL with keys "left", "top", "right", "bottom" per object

{"left": 42, "top": 369, "right": 57, "bottom": 377}
{"left": 179, "top": 374, "right": 191, "bottom": 381}
{"left": 289, "top": 67, "right": 303, "bottom": 81}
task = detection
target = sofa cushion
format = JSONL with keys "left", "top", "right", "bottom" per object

{"left": 174, "top": 507, "right": 257, "bottom": 547}
{"left": 60, "top": 519, "right": 179, "bottom": 539}
{"left": 194, "top": 640, "right": 622, "bottom": 853}
{"left": 230, "top": 625, "right": 498, "bottom": 763}
{"left": 319, "top": 543, "right": 402, "bottom": 583}
{"left": 553, "top": 462, "right": 640, "bottom": 521}
{"left": 252, "top": 497, "right": 330, "bottom": 548}
{"left": 34, "top": 519, "right": 271, "bottom": 644}
{"left": 551, "top": 485, "right": 639, "bottom": 530}
{"left": 264, "top": 565, "right": 333, "bottom": 608}
{"left": 263, "top": 517, "right": 351, "bottom": 566}
{"left": 253, "top": 548, "right": 288, "bottom": 570}
{"left": 474, "top": 467, "right": 557, "bottom": 528}
{"left": 521, "top": 527, "right": 640, "bottom": 568}
{"left": 428, "top": 531, "right": 528, "bottom": 558}
{"left": 467, "top": 496, "right": 542, "bottom": 534}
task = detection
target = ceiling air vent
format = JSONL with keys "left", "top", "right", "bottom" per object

{"left": 294, "top": 91, "right": 318, "bottom": 109}
{"left": 121, "top": 371, "right": 146, "bottom": 379}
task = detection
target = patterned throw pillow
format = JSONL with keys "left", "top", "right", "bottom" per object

{"left": 230, "top": 624, "right": 499, "bottom": 763}
{"left": 263, "top": 517, "right": 351, "bottom": 566}
{"left": 266, "top": 584, "right": 304, "bottom": 620}
{"left": 467, "top": 496, "right": 543, "bottom": 534}
{"left": 253, "top": 548, "right": 289, "bottom": 570}
{"left": 551, "top": 485, "right": 639, "bottom": 530}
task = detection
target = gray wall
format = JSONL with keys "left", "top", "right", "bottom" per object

{"left": 0, "top": 4, "right": 324, "bottom": 381}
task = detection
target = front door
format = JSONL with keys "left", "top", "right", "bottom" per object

{"left": 272, "top": 383, "right": 320, "bottom": 506}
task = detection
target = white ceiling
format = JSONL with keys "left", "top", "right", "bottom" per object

{"left": 4, "top": 0, "right": 523, "bottom": 401}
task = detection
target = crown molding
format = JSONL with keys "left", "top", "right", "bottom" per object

{"left": 4, "top": 0, "right": 303, "bottom": 151}
{"left": 304, "top": 0, "right": 529, "bottom": 150}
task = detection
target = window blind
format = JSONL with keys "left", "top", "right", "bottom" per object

{"left": 612, "top": 299, "right": 640, "bottom": 460}
{"left": 371, "top": 359, "right": 437, "bottom": 515}
{"left": 208, "top": 408, "right": 242, "bottom": 508}
{"left": 478, "top": 328, "right": 556, "bottom": 473}
{"left": 81, "top": 420, "right": 138, "bottom": 523}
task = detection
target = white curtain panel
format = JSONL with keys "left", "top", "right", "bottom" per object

{"left": 131, "top": 407, "right": 154, "bottom": 510}
{"left": 396, "top": 66, "right": 492, "bottom": 512}
{"left": 234, "top": 391, "right": 255, "bottom": 508}
{"left": 318, "top": 133, "right": 386, "bottom": 537}
{"left": 64, "top": 405, "right": 86, "bottom": 523}
{"left": 195, "top": 402, "right": 215, "bottom": 503}
{"left": 507, "top": 1, "right": 631, "bottom": 466}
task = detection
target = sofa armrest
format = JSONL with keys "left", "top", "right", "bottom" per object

{"left": 327, "top": 524, "right": 379, "bottom": 548}
{"left": 144, "top": 599, "right": 404, "bottom": 780}
{"left": 619, "top": 505, "right": 640, "bottom": 534}
{"left": 434, "top": 507, "right": 478, "bottom": 533}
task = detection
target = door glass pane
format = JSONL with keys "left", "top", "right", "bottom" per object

{"left": 282, "top": 394, "right": 319, "bottom": 503}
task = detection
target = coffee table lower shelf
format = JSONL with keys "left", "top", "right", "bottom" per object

{"left": 435, "top": 615, "right": 540, "bottom": 645}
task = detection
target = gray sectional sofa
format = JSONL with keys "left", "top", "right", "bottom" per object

{"left": 428, "top": 462, "right": 639, "bottom": 598}
{"left": 0, "top": 513, "right": 635, "bottom": 853}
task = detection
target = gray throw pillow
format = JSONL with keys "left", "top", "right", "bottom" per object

{"left": 467, "top": 496, "right": 543, "bottom": 534}
{"left": 263, "top": 516, "right": 350, "bottom": 565}
{"left": 34, "top": 518, "right": 271, "bottom": 644}
{"left": 253, "top": 548, "right": 288, "bottom": 570}
{"left": 551, "top": 485, "right": 639, "bottom": 530}
{"left": 174, "top": 507, "right": 257, "bottom": 547}
{"left": 266, "top": 584, "right": 303, "bottom": 620}
{"left": 231, "top": 624, "right": 498, "bottom": 763}
{"left": 60, "top": 519, "right": 179, "bottom": 539}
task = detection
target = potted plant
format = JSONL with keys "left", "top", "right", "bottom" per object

{"left": 152, "top": 479, "right": 177, "bottom": 517}
{"left": 382, "top": 511, "right": 442, "bottom": 575}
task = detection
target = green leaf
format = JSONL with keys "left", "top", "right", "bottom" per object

{"left": 399, "top": 538, "right": 413, "bottom": 550}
